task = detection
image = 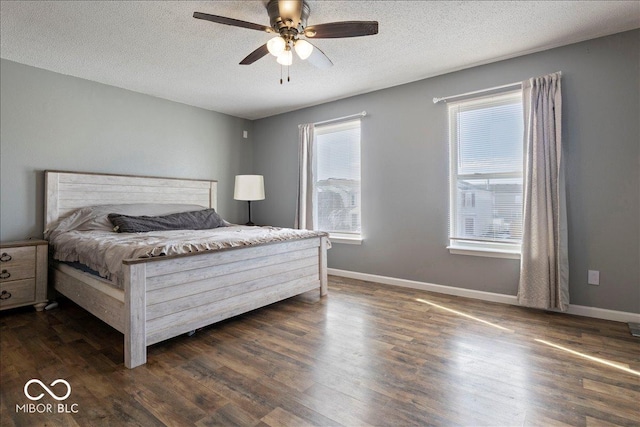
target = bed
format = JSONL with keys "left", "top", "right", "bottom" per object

{"left": 44, "top": 170, "right": 328, "bottom": 368}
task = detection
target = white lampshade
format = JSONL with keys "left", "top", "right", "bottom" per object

{"left": 294, "top": 39, "right": 313, "bottom": 60}
{"left": 234, "top": 175, "right": 265, "bottom": 201}
{"left": 267, "top": 37, "right": 286, "bottom": 56}
{"left": 276, "top": 49, "right": 293, "bottom": 66}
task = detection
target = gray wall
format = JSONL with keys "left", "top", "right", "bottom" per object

{"left": 252, "top": 30, "right": 640, "bottom": 314}
{"left": 0, "top": 59, "right": 254, "bottom": 241}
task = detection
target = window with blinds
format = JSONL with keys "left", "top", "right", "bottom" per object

{"left": 313, "top": 119, "right": 361, "bottom": 238}
{"left": 448, "top": 90, "right": 524, "bottom": 255}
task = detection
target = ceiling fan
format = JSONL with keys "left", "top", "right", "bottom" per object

{"left": 193, "top": 0, "right": 378, "bottom": 82}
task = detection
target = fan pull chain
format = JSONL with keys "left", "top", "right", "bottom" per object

{"left": 279, "top": 64, "right": 292, "bottom": 85}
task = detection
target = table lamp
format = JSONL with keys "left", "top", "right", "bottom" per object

{"left": 234, "top": 175, "right": 265, "bottom": 226}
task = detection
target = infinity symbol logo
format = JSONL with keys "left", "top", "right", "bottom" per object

{"left": 24, "top": 379, "right": 72, "bottom": 401}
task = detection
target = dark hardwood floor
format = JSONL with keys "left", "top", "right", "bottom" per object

{"left": 1, "top": 276, "right": 639, "bottom": 426}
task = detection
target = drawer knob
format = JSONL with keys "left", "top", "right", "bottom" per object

{"left": 0, "top": 290, "right": 11, "bottom": 300}
{"left": 0, "top": 253, "right": 11, "bottom": 262}
{"left": 0, "top": 270, "right": 10, "bottom": 279}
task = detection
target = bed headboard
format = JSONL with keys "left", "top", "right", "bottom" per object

{"left": 45, "top": 171, "right": 218, "bottom": 231}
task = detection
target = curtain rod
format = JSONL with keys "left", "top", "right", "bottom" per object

{"left": 433, "top": 71, "right": 562, "bottom": 104}
{"left": 299, "top": 111, "right": 367, "bottom": 128}
{"left": 432, "top": 82, "right": 521, "bottom": 104}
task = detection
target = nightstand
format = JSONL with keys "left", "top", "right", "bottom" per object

{"left": 0, "top": 240, "right": 48, "bottom": 311}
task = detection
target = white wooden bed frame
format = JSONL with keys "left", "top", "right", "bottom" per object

{"left": 45, "top": 171, "right": 328, "bottom": 368}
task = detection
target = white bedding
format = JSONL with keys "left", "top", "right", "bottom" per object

{"left": 50, "top": 226, "right": 327, "bottom": 288}
{"left": 46, "top": 205, "right": 328, "bottom": 288}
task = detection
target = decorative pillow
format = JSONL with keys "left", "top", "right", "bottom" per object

{"left": 108, "top": 209, "right": 226, "bottom": 233}
{"left": 44, "top": 203, "right": 208, "bottom": 240}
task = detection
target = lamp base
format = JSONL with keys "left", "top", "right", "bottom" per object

{"left": 245, "top": 201, "right": 255, "bottom": 226}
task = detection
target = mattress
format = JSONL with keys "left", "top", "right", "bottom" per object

{"left": 49, "top": 225, "right": 328, "bottom": 289}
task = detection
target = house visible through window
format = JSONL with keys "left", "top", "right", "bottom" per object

{"left": 464, "top": 216, "right": 475, "bottom": 235}
{"left": 313, "top": 119, "right": 362, "bottom": 241}
{"left": 461, "top": 192, "right": 476, "bottom": 208}
{"left": 448, "top": 90, "right": 524, "bottom": 257}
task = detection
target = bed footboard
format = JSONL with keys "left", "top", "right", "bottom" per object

{"left": 123, "top": 236, "right": 328, "bottom": 369}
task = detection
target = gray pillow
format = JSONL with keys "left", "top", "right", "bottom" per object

{"left": 108, "top": 209, "right": 226, "bottom": 233}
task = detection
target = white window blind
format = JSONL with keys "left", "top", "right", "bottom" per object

{"left": 448, "top": 90, "right": 524, "bottom": 254}
{"left": 313, "top": 119, "right": 361, "bottom": 237}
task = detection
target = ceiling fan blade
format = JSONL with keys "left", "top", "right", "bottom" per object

{"left": 304, "top": 21, "right": 378, "bottom": 38}
{"left": 193, "top": 12, "right": 273, "bottom": 33}
{"left": 240, "top": 44, "right": 270, "bottom": 65}
{"left": 306, "top": 42, "right": 333, "bottom": 69}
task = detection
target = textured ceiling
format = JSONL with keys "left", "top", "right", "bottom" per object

{"left": 1, "top": 1, "right": 639, "bottom": 120}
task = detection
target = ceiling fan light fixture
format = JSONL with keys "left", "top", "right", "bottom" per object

{"left": 294, "top": 39, "right": 314, "bottom": 60}
{"left": 267, "top": 36, "right": 286, "bottom": 56}
{"left": 193, "top": 0, "right": 378, "bottom": 71}
{"left": 276, "top": 49, "right": 293, "bottom": 66}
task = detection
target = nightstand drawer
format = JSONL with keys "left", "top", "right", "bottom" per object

{"left": 0, "top": 246, "right": 36, "bottom": 282}
{"left": 0, "top": 279, "right": 36, "bottom": 309}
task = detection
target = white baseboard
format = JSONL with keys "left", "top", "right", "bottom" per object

{"left": 328, "top": 268, "right": 640, "bottom": 324}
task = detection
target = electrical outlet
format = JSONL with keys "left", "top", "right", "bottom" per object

{"left": 588, "top": 270, "right": 600, "bottom": 285}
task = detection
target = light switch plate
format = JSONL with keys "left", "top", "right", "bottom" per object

{"left": 588, "top": 270, "right": 600, "bottom": 285}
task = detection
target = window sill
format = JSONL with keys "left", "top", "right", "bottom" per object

{"left": 447, "top": 245, "right": 520, "bottom": 260}
{"left": 329, "top": 234, "right": 362, "bottom": 245}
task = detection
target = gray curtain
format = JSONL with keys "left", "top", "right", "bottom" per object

{"left": 517, "top": 72, "right": 569, "bottom": 311}
{"left": 295, "top": 123, "right": 314, "bottom": 230}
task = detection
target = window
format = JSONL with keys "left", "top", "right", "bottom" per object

{"left": 313, "top": 119, "right": 362, "bottom": 243}
{"left": 448, "top": 90, "right": 523, "bottom": 258}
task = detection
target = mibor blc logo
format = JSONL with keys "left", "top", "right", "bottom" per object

{"left": 16, "top": 379, "right": 79, "bottom": 414}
